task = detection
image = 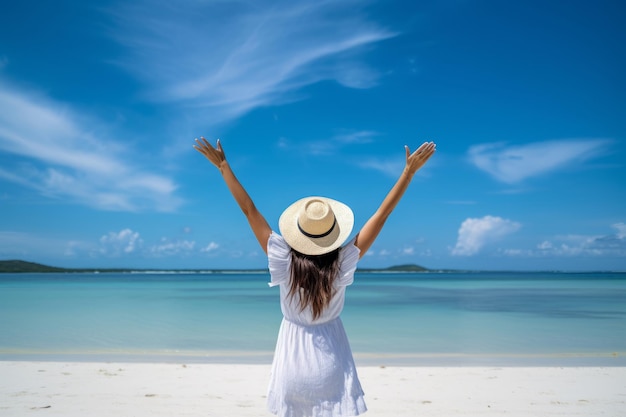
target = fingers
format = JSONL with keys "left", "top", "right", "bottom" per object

{"left": 417, "top": 141, "right": 435, "bottom": 151}
{"left": 417, "top": 143, "right": 436, "bottom": 161}
{"left": 408, "top": 141, "right": 435, "bottom": 158}
{"left": 192, "top": 137, "right": 227, "bottom": 169}
{"left": 193, "top": 137, "right": 219, "bottom": 152}
{"left": 404, "top": 141, "right": 436, "bottom": 174}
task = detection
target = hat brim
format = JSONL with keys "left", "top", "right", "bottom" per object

{"left": 279, "top": 196, "right": 354, "bottom": 256}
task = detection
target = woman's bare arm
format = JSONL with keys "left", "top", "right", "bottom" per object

{"left": 193, "top": 137, "right": 272, "bottom": 254}
{"left": 354, "top": 142, "right": 436, "bottom": 257}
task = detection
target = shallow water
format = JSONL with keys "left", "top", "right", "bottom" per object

{"left": 1, "top": 271, "right": 624, "bottom": 365}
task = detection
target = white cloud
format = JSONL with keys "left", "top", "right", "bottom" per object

{"left": 334, "top": 130, "right": 379, "bottom": 145}
{"left": 201, "top": 242, "right": 219, "bottom": 253}
{"left": 452, "top": 215, "right": 521, "bottom": 256}
{"left": 420, "top": 248, "right": 432, "bottom": 257}
{"left": 278, "top": 129, "right": 380, "bottom": 158}
{"left": 357, "top": 157, "right": 405, "bottom": 177}
{"left": 537, "top": 241, "right": 553, "bottom": 250}
{"left": 306, "top": 130, "right": 379, "bottom": 156}
{"left": 107, "top": 0, "right": 396, "bottom": 125}
{"left": 468, "top": 139, "right": 612, "bottom": 183}
{"left": 613, "top": 222, "right": 626, "bottom": 239}
{"left": 100, "top": 229, "right": 143, "bottom": 255}
{"left": 0, "top": 84, "right": 182, "bottom": 212}
{"left": 149, "top": 238, "right": 196, "bottom": 256}
{"left": 501, "top": 248, "right": 531, "bottom": 256}
{"left": 357, "top": 142, "right": 436, "bottom": 178}
{"left": 535, "top": 222, "right": 626, "bottom": 257}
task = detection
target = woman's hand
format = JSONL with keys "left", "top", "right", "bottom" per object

{"left": 404, "top": 141, "right": 436, "bottom": 176}
{"left": 192, "top": 136, "right": 271, "bottom": 252}
{"left": 193, "top": 137, "right": 226, "bottom": 169}
{"left": 354, "top": 141, "right": 436, "bottom": 257}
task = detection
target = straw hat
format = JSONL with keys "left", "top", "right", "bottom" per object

{"left": 279, "top": 196, "right": 354, "bottom": 255}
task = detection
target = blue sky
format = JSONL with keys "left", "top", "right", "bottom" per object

{"left": 0, "top": 0, "right": 624, "bottom": 271}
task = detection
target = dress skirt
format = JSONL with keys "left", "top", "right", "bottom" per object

{"left": 267, "top": 317, "right": 367, "bottom": 417}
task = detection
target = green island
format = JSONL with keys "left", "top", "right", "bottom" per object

{"left": 0, "top": 259, "right": 431, "bottom": 274}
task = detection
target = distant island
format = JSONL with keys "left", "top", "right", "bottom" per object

{"left": 0, "top": 260, "right": 431, "bottom": 274}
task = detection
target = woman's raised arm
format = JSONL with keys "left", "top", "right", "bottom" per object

{"left": 194, "top": 137, "right": 272, "bottom": 254}
{"left": 354, "top": 142, "right": 436, "bottom": 257}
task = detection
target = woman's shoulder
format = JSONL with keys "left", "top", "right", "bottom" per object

{"left": 340, "top": 236, "right": 360, "bottom": 259}
{"left": 268, "top": 231, "right": 287, "bottom": 247}
{"left": 336, "top": 236, "right": 360, "bottom": 286}
{"left": 267, "top": 232, "right": 290, "bottom": 287}
{"left": 268, "top": 232, "right": 291, "bottom": 259}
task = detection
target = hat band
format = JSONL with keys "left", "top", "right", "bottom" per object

{"left": 297, "top": 218, "right": 337, "bottom": 239}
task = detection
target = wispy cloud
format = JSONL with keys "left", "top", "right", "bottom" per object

{"left": 107, "top": 0, "right": 396, "bottom": 124}
{"left": 357, "top": 141, "right": 437, "bottom": 177}
{"left": 452, "top": 215, "right": 521, "bottom": 256}
{"left": 0, "top": 225, "right": 243, "bottom": 262}
{"left": 468, "top": 139, "right": 612, "bottom": 184}
{"left": 100, "top": 229, "right": 144, "bottom": 256}
{"left": 201, "top": 242, "right": 219, "bottom": 253}
{"left": 99, "top": 229, "right": 202, "bottom": 258}
{"left": 149, "top": 238, "right": 196, "bottom": 257}
{"left": 479, "top": 222, "right": 626, "bottom": 261}
{"left": 277, "top": 129, "right": 379, "bottom": 157}
{"left": 334, "top": 130, "right": 379, "bottom": 145}
{"left": 309, "top": 130, "right": 379, "bottom": 155}
{"left": 357, "top": 157, "right": 405, "bottom": 177}
{"left": 534, "top": 222, "right": 626, "bottom": 257}
{"left": 0, "top": 84, "right": 182, "bottom": 212}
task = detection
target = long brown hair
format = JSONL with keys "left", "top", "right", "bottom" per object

{"left": 288, "top": 248, "right": 341, "bottom": 320}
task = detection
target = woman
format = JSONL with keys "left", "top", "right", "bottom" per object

{"left": 194, "top": 137, "right": 436, "bottom": 416}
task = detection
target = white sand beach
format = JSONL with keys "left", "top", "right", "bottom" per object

{"left": 1, "top": 361, "right": 625, "bottom": 416}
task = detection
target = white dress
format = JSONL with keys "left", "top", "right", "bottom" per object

{"left": 266, "top": 232, "right": 367, "bottom": 417}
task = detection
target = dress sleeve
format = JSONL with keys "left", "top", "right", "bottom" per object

{"left": 336, "top": 237, "right": 361, "bottom": 287}
{"left": 267, "top": 232, "right": 291, "bottom": 287}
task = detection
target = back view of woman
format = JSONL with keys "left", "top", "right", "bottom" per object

{"left": 194, "top": 138, "right": 436, "bottom": 416}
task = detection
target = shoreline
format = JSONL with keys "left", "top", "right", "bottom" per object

{"left": 2, "top": 361, "right": 625, "bottom": 416}
{"left": 2, "top": 349, "right": 625, "bottom": 367}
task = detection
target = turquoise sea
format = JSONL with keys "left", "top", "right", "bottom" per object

{"left": 1, "top": 271, "right": 625, "bottom": 365}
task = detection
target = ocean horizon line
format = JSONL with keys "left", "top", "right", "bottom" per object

{"left": 2, "top": 259, "right": 625, "bottom": 274}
